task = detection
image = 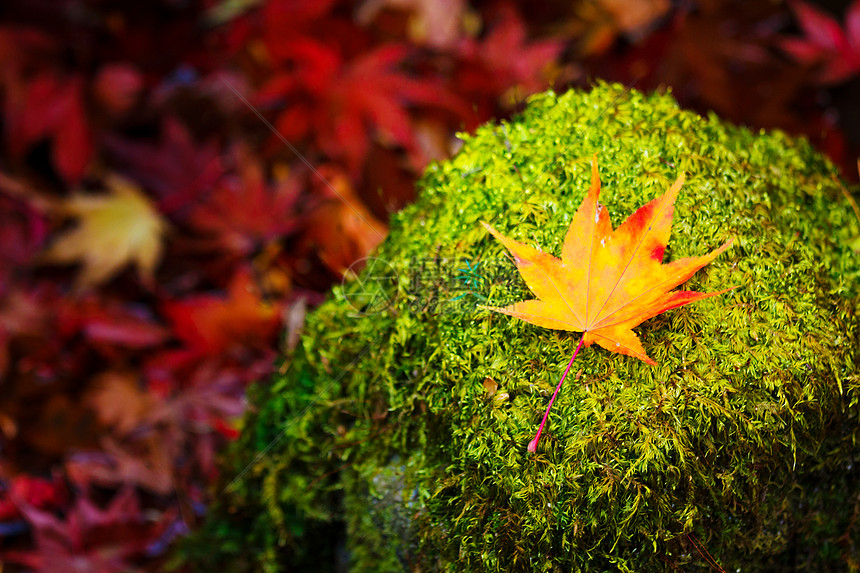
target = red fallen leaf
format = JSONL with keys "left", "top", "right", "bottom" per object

{"left": 258, "top": 42, "right": 468, "bottom": 173}
{"left": 161, "top": 266, "right": 282, "bottom": 357}
{"left": 455, "top": 3, "right": 563, "bottom": 110}
{"left": 226, "top": 0, "right": 340, "bottom": 70}
{"left": 2, "top": 486, "right": 164, "bottom": 571}
{"left": 4, "top": 73, "right": 94, "bottom": 184}
{"left": 104, "top": 117, "right": 223, "bottom": 220}
{"left": 0, "top": 474, "right": 66, "bottom": 522}
{"left": 188, "top": 143, "right": 303, "bottom": 257}
{"left": 212, "top": 417, "right": 241, "bottom": 440}
{"left": 58, "top": 296, "right": 169, "bottom": 349}
{"left": 92, "top": 63, "right": 145, "bottom": 118}
{"left": 144, "top": 360, "right": 254, "bottom": 484}
{"left": 70, "top": 362, "right": 250, "bottom": 495}
{"left": 781, "top": 0, "right": 860, "bottom": 84}
{"left": 254, "top": 0, "right": 337, "bottom": 33}
{"left": 0, "top": 176, "right": 51, "bottom": 276}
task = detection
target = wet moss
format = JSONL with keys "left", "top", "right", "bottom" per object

{"left": 182, "top": 83, "right": 860, "bottom": 572}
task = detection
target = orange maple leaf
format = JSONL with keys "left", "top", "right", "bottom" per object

{"left": 481, "top": 155, "right": 733, "bottom": 451}
{"left": 162, "top": 267, "right": 282, "bottom": 357}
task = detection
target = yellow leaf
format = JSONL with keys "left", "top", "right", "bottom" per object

{"left": 43, "top": 175, "right": 166, "bottom": 288}
{"left": 482, "top": 155, "right": 734, "bottom": 451}
{"left": 481, "top": 155, "right": 733, "bottom": 365}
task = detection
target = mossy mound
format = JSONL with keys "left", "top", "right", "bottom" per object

{"left": 182, "top": 83, "right": 860, "bottom": 572}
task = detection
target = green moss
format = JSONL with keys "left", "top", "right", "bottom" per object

{"left": 182, "top": 83, "right": 860, "bottom": 572}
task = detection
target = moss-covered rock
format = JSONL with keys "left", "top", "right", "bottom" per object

{"left": 182, "top": 83, "right": 860, "bottom": 572}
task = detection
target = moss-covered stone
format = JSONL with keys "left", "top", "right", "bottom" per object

{"left": 182, "top": 83, "right": 860, "bottom": 572}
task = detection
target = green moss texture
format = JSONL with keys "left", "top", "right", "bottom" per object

{"left": 182, "top": 83, "right": 860, "bottom": 572}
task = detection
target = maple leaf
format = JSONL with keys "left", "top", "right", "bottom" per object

{"left": 568, "top": 0, "right": 670, "bottom": 56}
{"left": 84, "top": 371, "right": 154, "bottom": 436}
{"left": 2, "top": 485, "right": 164, "bottom": 572}
{"left": 42, "top": 175, "right": 168, "bottom": 289}
{"left": 0, "top": 474, "right": 66, "bottom": 522}
{"left": 66, "top": 437, "right": 174, "bottom": 496}
{"left": 297, "top": 166, "right": 388, "bottom": 277}
{"left": 104, "top": 117, "right": 223, "bottom": 220}
{"left": 58, "top": 295, "right": 169, "bottom": 349}
{"left": 3, "top": 72, "right": 94, "bottom": 184}
{"left": 356, "top": 0, "right": 467, "bottom": 50}
{"left": 481, "top": 156, "right": 733, "bottom": 451}
{"left": 455, "top": 3, "right": 563, "bottom": 109}
{"left": 781, "top": 0, "right": 860, "bottom": 84}
{"left": 92, "top": 63, "right": 145, "bottom": 118}
{"left": 188, "top": 143, "right": 303, "bottom": 256}
{"left": 258, "top": 43, "right": 468, "bottom": 172}
{"left": 161, "top": 266, "right": 282, "bottom": 358}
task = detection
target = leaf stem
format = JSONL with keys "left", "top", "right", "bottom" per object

{"left": 528, "top": 333, "right": 586, "bottom": 453}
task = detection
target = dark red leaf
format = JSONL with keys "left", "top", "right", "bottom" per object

{"left": 104, "top": 117, "right": 223, "bottom": 220}
{"left": 781, "top": 0, "right": 860, "bottom": 83}
{"left": 4, "top": 74, "right": 94, "bottom": 183}
{"left": 187, "top": 143, "right": 303, "bottom": 256}
{"left": 3, "top": 486, "right": 164, "bottom": 571}
{"left": 93, "top": 63, "right": 145, "bottom": 117}
{"left": 455, "top": 3, "right": 563, "bottom": 107}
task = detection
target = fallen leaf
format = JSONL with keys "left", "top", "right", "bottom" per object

{"left": 568, "top": 0, "right": 670, "bottom": 55}
{"left": 357, "top": 0, "right": 467, "bottom": 49}
{"left": 296, "top": 166, "right": 388, "bottom": 277}
{"left": 188, "top": 143, "right": 303, "bottom": 256}
{"left": 623, "top": 3, "right": 802, "bottom": 130}
{"left": 161, "top": 267, "right": 282, "bottom": 357}
{"left": 2, "top": 485, "right": 163, "bottom": 571}
{"left": 84, "top": 371, "right": 153, "bottom": 436}
{"left": 92, "top": 62, "right": 144, "bottom": 117}
{"left": 482, "top": 155, "right": 733, "bottom": 365}
{"left": 66, "top": 437, "right": 174, "bottom": 496}
{"left": 781, "top": 0, "right": 860, "bottom": 84}
{"left": 3, "top": 73, "right": 94, "bottom": 184}
{"left": 455, "top": 3, "right": 564, "bottom": 109}
{"left": 58, "top": 296, "right": 169, "bottom": 349}
{"left": 482, "top": 156, "right": 733, "bottom": 452}
{"left": 104, "top": 117, "right": 223, "bottom": 219}
{"left": 259, "top": 42, "right": 467, "bottom": 173}
{"left": 42, "top": 175, "right": 168, "bottom": 289}
{"left": 0, "top": 474, "right": 66, "bottom": 522}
